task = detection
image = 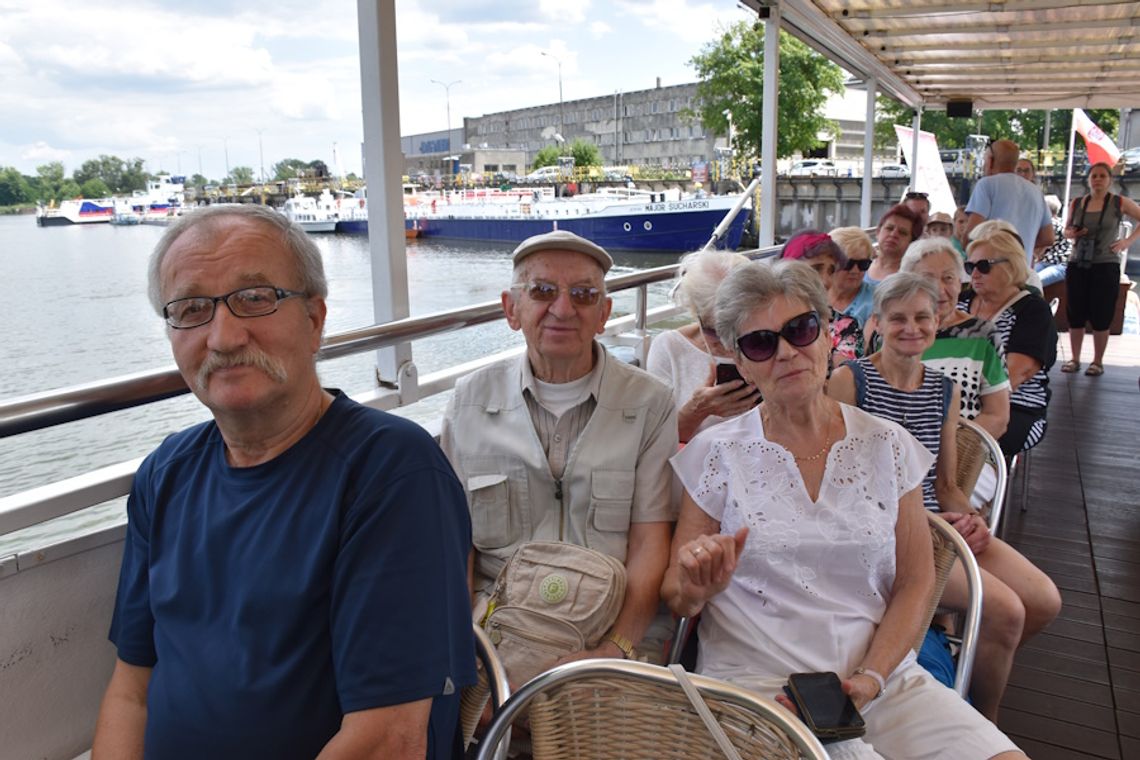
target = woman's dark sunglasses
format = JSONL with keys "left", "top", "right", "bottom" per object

{"left": 841, "top": 258, "right": 872, "bottom": 272}
{"left": 964, "top": 258, "right": 1009, "bottom": 275}
{"left": 737, "top": 311, "right": 821, "bottom": 362}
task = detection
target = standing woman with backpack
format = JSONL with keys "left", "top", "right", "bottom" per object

{"left": 1062, "top": 162, "right": 1140, "bottom": 376}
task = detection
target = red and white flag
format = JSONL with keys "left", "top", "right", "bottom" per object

{"left": 1072, "top": 108, "right": 1121, "bottom": 167}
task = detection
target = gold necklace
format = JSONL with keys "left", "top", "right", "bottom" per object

{"left": 792, "top": 412, "right": 834, "bottom": 462}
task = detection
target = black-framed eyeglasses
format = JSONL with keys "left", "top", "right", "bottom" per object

{"left": 736, "top": 311, "right": 821, "bottom": 362}
{"left": 904, "top": 191, "right": 929, "bottom": 201}
{"left": 162, "top": 286, "right": 307, "bottom": 329}
{"left": 964, "top": 258, "right": 1009, "bottom": 275}
{"left": 841, "top": 258, "right": 872, "bottom": 272}
{"left": 513, "top": 280, "right": 602, "bottom": 306}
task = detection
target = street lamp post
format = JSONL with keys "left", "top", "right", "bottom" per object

{"left": 256, "top": 128, "right": 266, "bottom": 183}
{"left": 430, "top": 78, "right": 461, "bottom": 180}
{"left": 541, "top": 51, "right": 564, "bottom": 147}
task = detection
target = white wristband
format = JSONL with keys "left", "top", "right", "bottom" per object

{"left": 853, "top": 667, "right": 886, "bottom": 699}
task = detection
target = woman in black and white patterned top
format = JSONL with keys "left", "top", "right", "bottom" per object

{"left": 829, "top": 272, "right": 1060, "bottom": 722}
{"left": 959, "top": 222, "right": 1057, "bottom": 458}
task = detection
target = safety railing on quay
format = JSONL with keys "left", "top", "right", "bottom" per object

{"left": 0, "top": 243, "right": 783, "bottom": 542}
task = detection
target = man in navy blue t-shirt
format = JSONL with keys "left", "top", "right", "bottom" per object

{"left": 93, "top": 205, "right": 475, "bottom": 759}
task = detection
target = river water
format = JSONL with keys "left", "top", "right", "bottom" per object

{"left": 0, "top": 215, "right": 681, "bottom": 553}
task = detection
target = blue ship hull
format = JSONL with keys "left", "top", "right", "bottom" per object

{"left": 402, "top": 206, "right": 748, "bottom": 252}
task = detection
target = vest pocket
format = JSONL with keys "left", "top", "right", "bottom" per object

{"left": 587, "top": 470, "right": 635, "bottom": 559}
{"left": 468, "top": 473, "right": 516, "bottom": 549}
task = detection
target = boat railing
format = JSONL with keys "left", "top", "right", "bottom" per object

{"left": 0, "top": 243, "right": 781, "bottom": 547}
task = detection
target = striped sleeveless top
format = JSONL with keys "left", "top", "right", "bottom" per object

{"left": 847, "top": 358, "right": 952, "bottom": 511}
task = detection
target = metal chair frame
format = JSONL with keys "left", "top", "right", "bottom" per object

{"left": 474, "top": 658, "right": 828, "bottom": 760}
{"left": 463, "top": 624, "right": 512, "bottom": 760}
{"left": 955, "top": 418, "right": 1009, "bottom": 535}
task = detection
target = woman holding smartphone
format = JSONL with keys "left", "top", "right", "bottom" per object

{"left": 646, "top": 250, "right": 759, "bottom": 443}
{"left": 662, "top": 260, "right": 1025, "bottom": 759}
{"left": 1062, "top": 161, "right": 1140, "bottom": 376}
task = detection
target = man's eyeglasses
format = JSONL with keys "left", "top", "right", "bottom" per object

{"left": 736, "top": 311, "right": 821, "bottom": 362}
{"left": 514, "top": 280, "right": 602, "bottom": 306}
{"left": 841, "top": 258, "right": 872, "bottom": 272}
{"left": 163, "top": 286, "right": 307, "bottom": 329}
{"left": 964, "top": 258, "right": 1009, "bottom": 275}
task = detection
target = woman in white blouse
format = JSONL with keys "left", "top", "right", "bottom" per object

{"left": 660, "top": 259, "right": 1024, "bottom": 760}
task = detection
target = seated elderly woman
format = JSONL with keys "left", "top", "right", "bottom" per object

{"left": 900, "top": 237, "right": 1010, "bottom": 441}
{"left": 646, "top": 250, "right": 759, "bottom": 443}
{"left": 661, "top": 260, "right": 1025, "bottom": 759}
{"left": 961, "top": 222, "right": 1057, "bottom": 457}
{"left": 828, "top": 272, "right": 1061, "bottom": 722}
{"left": 828, "top": 226, "right": 877, "bottom": 328}
{"left": 866, "top": 204, "right": 924, "bottom": 284}
{"left": 779, "top": 230, "right": 863, "bottom": 363}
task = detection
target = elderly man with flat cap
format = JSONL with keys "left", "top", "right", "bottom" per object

{"left": 440, "top": 229, "right": 678, "bottom": 664}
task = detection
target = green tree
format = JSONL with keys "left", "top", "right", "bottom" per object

{"left": 73, "top": 155, "right": 148, "bottom": 194}
{"left": 688, "top": 22, "right": 845, "bottom": 159}
{"left": 227, "top": 166, "right": 255, "bottom": 184}
{"left": 189, "top": 173, "right": 208, "bottom": 188}
{"left": 531, "top": 139, "right": 603, "bottom": 169}
{"left": 58, "top": 179, "right": 81, "bottom": 200}
{"left": 272, "top": 158, "right": 311, "bottom": 180}
{"left": 308, "top": 159, "right": 330, "bottom": 178}
{"left": 79, "top": 178, "right": 111, "bottom": 198}
{"left": 35, "top": 162, "right": 67, "bottom": 202}
{"left": 0, "top": 167, "right": 32, "bottom": 205}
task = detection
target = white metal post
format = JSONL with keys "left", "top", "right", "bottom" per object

{"left": 909, "top": 108, "right": 922, "bottom": 192}
{"left": 357, "top": 0, "right": 414, "bottom": 391}
{"left": 861, "top": 79, "right": 877, "bottom": 228}
{"left": 759, "top": 7, "right": 780, "bottom": 247}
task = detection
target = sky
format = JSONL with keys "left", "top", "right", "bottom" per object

{"left": 0, "top": 0, "right": 755, "bottom": 181}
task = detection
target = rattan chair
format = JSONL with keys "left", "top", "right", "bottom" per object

{"left": 460, "top": 623, "right": 512, "bottom": 755}
{"left": 917, "top": 510, "right": 983, "bottom": 698}
{"left": 474, "top": 659, "right": 827, "bottom": 760}
{"left": 955, "top": 418, "right": 1008, "bottom": 535}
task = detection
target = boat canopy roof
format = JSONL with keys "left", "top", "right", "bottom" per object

{"left": 743, "top": 0, "right": 1140, "bottom": 109}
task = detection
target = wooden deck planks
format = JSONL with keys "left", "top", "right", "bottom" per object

{"left": 996, "top": 335, "right": 1140, "bottom": 759}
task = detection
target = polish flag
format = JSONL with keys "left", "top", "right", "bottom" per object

{"left": 1073, "top": 108, "right": 1121, "bottom": 167}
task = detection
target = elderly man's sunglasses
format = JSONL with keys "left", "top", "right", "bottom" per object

{"left": 515, "top": 280, "right": 601, "bottom": 306}
{"left": 841, "top": 258, "right": 872, "bottom": 272}
{"left": 964, "top": 258, "right": 1009, "bottom": 275}
{"left": 737, "top": 311, "right": 821, "bottom": 362}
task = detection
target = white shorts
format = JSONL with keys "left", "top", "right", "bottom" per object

{"left": 729, "top": 660, "right": 1020, "bottom": 760}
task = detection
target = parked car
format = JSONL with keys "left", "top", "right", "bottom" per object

{"left": 523, "top": 166, "right": 563, "bottom": 182}
{"left": 879, "top": 163, "right": 910, "bottom": 178}
{"left": 787, "top": 159, "right": 838, "bottom": 177}
{"left": 1121, "top": 147, "right": 1140, "bottom": 175}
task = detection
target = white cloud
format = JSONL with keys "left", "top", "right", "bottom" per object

{"left": 20, "top": 141, "right": 70, "bottom": 164}
{"left": 589, "top": 21, "right": 613, "bottom": 39}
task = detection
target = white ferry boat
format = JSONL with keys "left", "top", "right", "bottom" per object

{"left": 36, "top": 175, "right": 185, "bottom": 227}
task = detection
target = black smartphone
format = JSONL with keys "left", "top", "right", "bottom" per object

{"left": 785, "top": 672, "right": 865, "bottom": 740}
{"left": 715, "top": 362, "right": 743, "bottom": 385}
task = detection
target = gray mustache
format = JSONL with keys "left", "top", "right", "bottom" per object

{"left": 197, "top": 349, "right": 288, "bottom": 391}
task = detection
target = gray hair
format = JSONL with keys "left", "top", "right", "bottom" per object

{"left": 872, "top": 272, "right": 940, "bottom": 318}
{"left": 714, "top": 259, "right": 831, "bottom": 352}
{"left": 900, "top": 237, "right": 967, "bottom": 282}
{"left": 1044, "top": 194, "right": 1062, "bottom": 216}
{"left": 147, "top": 204, "right": 328, "bottom": 314}
{"left": 671, "top": 250, "right": 749, "bottom": 320}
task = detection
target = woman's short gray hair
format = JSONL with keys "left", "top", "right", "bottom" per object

{"left": 672, "top": 250, "right": 749, "bottom": 320}
{"left": 147, "top": 204, "right": 328, "bottom": 314}
{"left": 714, "top": 259, "right": 831, "bottom": 352}
{"left": 872, "top": 272, "right": 940, "bottom": 318}
{"left": 900, "top": 237, "right": 966, "bottom": 281}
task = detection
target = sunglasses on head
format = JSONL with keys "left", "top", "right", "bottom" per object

{"left": 736, "top": 311, "right": 821, "bottom": 362}
{"left": 517, "top": 280, "right": 601, "bottom": 306}
{"left": 699, "top": 320, "right": 720, "bottom": 342}
{"left": 841, "top": 258, "right": 872, "bottom": 272}
{"left": 904, "top": 191, "right": 929, "bottom": 200}
{"left": 964, "top": 258, "right": 1009, "bottom": 275}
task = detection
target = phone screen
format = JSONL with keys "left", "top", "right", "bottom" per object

{"left": 715, "top": 362, "right": 743, "bottom": 385}
{"left": 787, "top": 672, "right": 863, "bottom": 730}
